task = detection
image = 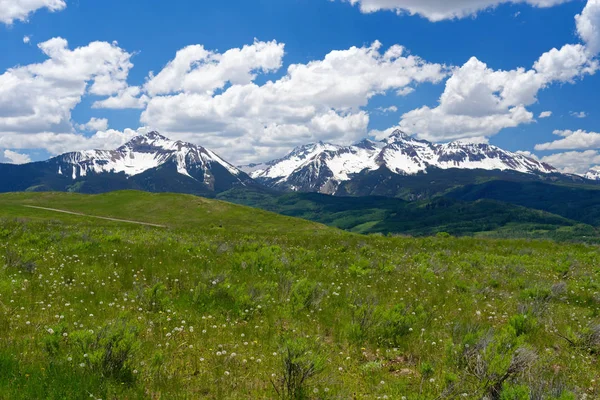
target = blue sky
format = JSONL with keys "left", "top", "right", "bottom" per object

{"left": 1, "top": 0, "right": 600, "bottom": 174}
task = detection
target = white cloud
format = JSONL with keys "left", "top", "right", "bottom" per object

{"left": 376, "top": 105, "right": 399, "bottom": 113}
{"left": 395, "top": 0, "right": 600, "bottom": 143}
{"left": 340, "top": 0, "right": 570, "bottom": 21}
{"left": 399, "top": 43, "right": 597, "bottom": 142}
{"left": 2, "top": 149, "right": 31, "bottom": 164}
{"left": 23, "top": 36, "right": 31, "bottom": 44}
{"left": 576, "top": 0, "right": 600, "bottom": 54}
{"left": 399, "top": 56, "right": 542, "bottom": 141}
{"left": 570, "top": 111, "right": 588, "bottom": 118}
{"left": 0, "top": 37, "right": 135, "bottom": 153}
{"left": 0, "top": 0, "right": 66, "bottom": 25}
{"left": 134, "top": 41, "right": 446, "bottom": 163}
{"left": 396, "top": 87, "right": 415, "bottom": 96}
{"left": 535, "top": 129, "right": 600, "bottom": 150}
{"left": 516, "top": 150, "right": 539, "bottom": 160}
{"left": 539, "top": 111, "right": 552, "bottom": 118}
{"left": 541, "top": 149, "right": 600, "bottom": 174}
{"left": 93, "top": 86, "right": 149, "bottom": 109}
{"left": 0, "top": 128, "right": 148, "bottom": 155}
{"left": 145, "top": 40, "right": 285, "bottom": 96}
{"left": 77, "top": 117, "right": 109, "bottom": 132}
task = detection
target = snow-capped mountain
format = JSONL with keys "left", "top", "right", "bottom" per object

{"left": 0, "top": 131, "right": 253, "bottom": 194}
{"left": 585, "top": 168, "right": 600, "bottom": 181}
{"left": 243, "top": 130, "right": 558, "bottom": 194}
{"left": 55, "top": 131, "right": 245, "bottom": 181}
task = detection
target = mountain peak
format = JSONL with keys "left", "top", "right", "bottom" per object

{"left": 388, "top": 129, "right": 413, "bottom": 141}
{"left": 144, "top": 131, "right": 169, "bottom": 140}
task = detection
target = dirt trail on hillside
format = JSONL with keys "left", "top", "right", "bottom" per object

{"left": 23, "top": 205, "right": 167, "bottom": 228}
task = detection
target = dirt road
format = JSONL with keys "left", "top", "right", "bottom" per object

{"left": 23, "top": 205, "right": 167, "bottom": 228}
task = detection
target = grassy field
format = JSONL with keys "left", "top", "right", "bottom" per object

{"left": 0, "top": 191, "right": 599, "bottom": 399}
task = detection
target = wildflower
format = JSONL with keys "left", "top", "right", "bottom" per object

{"left": 224, "top": 371, "right": 230, "bottom": 376}
{"left": 47, "top": 328, "right": 54, "bottom": 334}
{"left": 79, "top": 363, "right": 85, "bottom": 368}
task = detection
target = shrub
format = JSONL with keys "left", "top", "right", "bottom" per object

{"left": 375, "top": 303, "right": 422, "bottom": 346}
{"left": 290, "top": 279, "right": 322, "bottom": 313}
{"left": 271, "top": 338, "right": 325, "bottom": 400}
{"left": 71, "top": 320, "right": 141, "bottom": 382}
{"left": 508, "top": 314, "right": 537, "bottom": 337}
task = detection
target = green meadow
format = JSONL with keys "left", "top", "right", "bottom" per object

{"left": 0, "top": 191, "right": 598, "bottom": 399}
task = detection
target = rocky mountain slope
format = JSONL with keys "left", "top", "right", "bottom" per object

{"left": 243, "top": 130, "right": 557, "bottom": 194}
{"left": 0, "top": 132, "right": 254, "bottom": 194}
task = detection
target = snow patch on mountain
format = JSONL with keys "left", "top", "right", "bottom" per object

{"left": 249, "top": 130, "right": 557, "bottom": 193}
{"left": 585, "top": 167, "right": 600, "bottom": 181}
{"left": 53, "top": 131, "right": 244, "bottom": 181}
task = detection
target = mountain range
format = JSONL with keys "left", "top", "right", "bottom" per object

{"left": 2, "top": 129, "right": 583, "bottom": 197}
{"left": 3, "top": 130, "right": 600, "bottom": 241}
{"left": 241, "top": 130, "right": 560, "bottom": 195}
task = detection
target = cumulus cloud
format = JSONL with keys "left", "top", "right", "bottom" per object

{"left": 23, "top": 36, "right": 31, "bottom": 44}
{"left": 340, "top": 0, "right": 570, "bottom": 21}
{"left": 1, "top": 149, "right": 31, "bottom": 164}
{"left": 0, "top": 0, "right": 66, "bottom": 25}
{"left": 102, "top": 40, "right": 445, "bottom": 163}
{"left": 535, "top": 129, "right": 600, "bottom": 150}
{"left": 541, "top": 149, "right": 600, "bottom": 174}
{"left": 398, "top": 4, "right": 600, "bottom": 143}
{"left": 576, "top": 0, "right": 600, "bottom": 54}
{"left": 77, "top": 117, "right": 109, "bottom": 132}
{"left": 539, "top": 111, "right": 552, "bottom": 118}
{"left": 0, "top": 37, "right": 135, "bottom": 154}
{"left": 0, "top": 128, "right": 148, "bottom": 155}
{"left": 145, "top": 40, "right": 285, "bottom": 96}
{"left": 93, "top": 86, "right": 149, "bottom": 109}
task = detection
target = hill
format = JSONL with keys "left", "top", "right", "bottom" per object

{"left": 217, "top": 188, "right": 600, "bottom": 242}
{"left": 0, "top": 191, "right": 598, "bottom": 399}
{"left": 447, "top": 180, "right": 600, "bottom": 226}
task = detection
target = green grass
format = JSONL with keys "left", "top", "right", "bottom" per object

{"left": 0, "top": 191, "right": 599, "bottom": 399}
